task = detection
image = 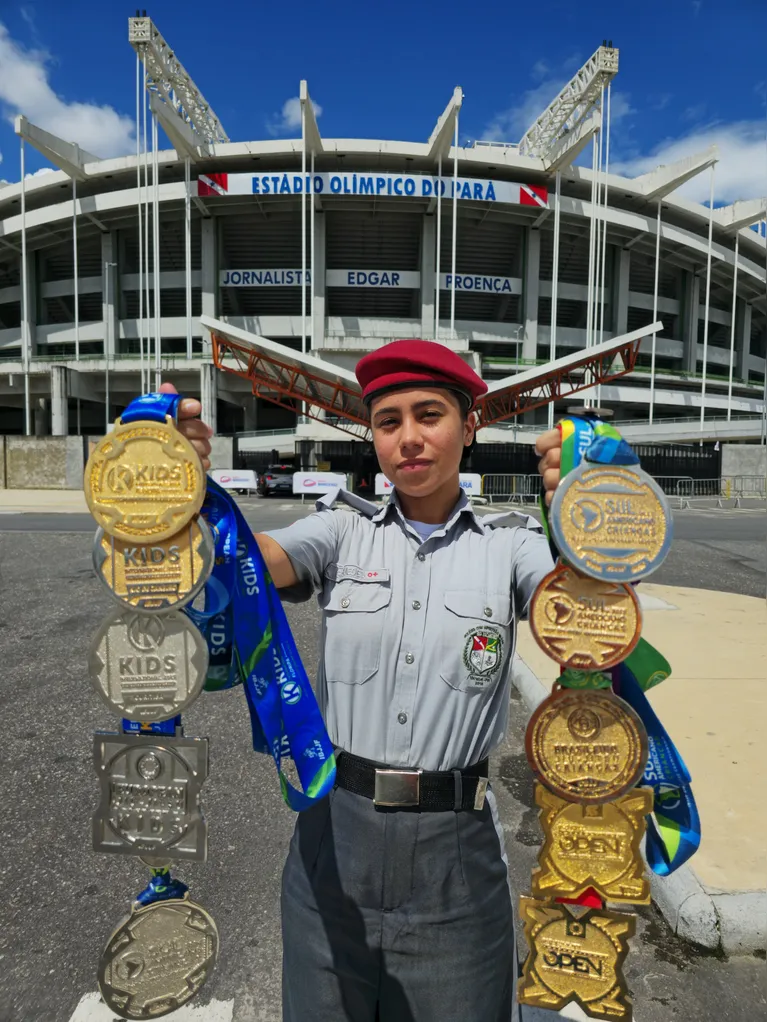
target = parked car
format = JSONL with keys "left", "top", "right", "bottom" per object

{"left": 257, "top": 464, "right": 295, "bottom": 497}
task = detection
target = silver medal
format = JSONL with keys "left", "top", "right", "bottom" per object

{"left": 93, "top": 732, "right": 208, "bottom": 860}
{"left": 98, "top": 897, "right": 218, "bottom": 1019}
{"left": 88, "top": 608, "right": 208, "bottom": 721}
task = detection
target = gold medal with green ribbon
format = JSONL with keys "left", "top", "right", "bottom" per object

{"left": 518, "top": 409, "right": 679, "bottom": 1022}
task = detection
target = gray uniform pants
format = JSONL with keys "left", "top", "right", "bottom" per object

{"left": 281, "top": 782, "right": 520, "bottom": 1022}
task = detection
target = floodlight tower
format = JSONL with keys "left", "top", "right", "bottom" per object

{"left": 129, "top": 13, "right": 230, "bottom": 159}
{"left": 518, "top": 43, "right": 619, "bottom": 170}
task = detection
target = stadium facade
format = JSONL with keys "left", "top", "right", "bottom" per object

{"left": 0, "top": 29, "right": 765, "bottom": 470}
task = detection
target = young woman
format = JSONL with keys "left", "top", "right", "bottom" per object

{"left": 163, "top": 342, "right": 563, "bottom": 1021}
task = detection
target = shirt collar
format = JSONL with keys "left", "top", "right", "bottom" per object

{"left": 372, "top": 486, "right": 483, "bottom": 536}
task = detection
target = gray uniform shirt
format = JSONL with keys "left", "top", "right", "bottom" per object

{"left": 266, "top": 487, "right": 555, "bottom": 772}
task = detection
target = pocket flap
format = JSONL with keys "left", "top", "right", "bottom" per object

{"left": 444, "top": 590, "right": 511, "bottom": 625}
{"left": 324, "top": 579, "right": 392, "bottom": 613}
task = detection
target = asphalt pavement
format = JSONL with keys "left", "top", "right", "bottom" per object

{"left": 0, "top": 503, "right": 765, "bottom": 1021}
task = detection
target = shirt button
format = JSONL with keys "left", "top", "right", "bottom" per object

{"left": 397, "top": 712, "right": 408, "bottom": 725}
{"left": 417, "top": 552, "right": 426, "bottom": 562}
{"left": 484, "top": 607, "right": 493, "bottom": 617}
{"left": 412, "top": 600, "right": 421, "bottom": 610}
{"left": 341, "top": 597, "right": 350, "bottom": 609}
{"left": 405, "top": 652, "right": 415, "bottom": 665}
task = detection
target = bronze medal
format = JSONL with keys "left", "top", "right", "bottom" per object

{"left": 532, "top": 782, "right": 652, "bottom": 904}
{"left": 549, "top": 460, "right": 672, "bottom": 583}
{"left": 84, "top": 416, "right": 205, "bottom": 543}
{"left": 518, "top": 898, "right": 635, "bottom": 1020}
{"left": 93, "top": 516, "right": 214, "bottom": 613}
{"left": 530, "top": 563, "right": 642, "bottom": 671}
{"left": 525, "top": 689, "right": 648, "bottom": 804}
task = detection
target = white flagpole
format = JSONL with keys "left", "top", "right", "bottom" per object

{"left": 727, "top": 235, "right": 739, "bottom": 421}
{"left": 20, "top": 138, "right": 31, "bottom": 435}
{"left": 450, "top": 113, "right": 459, "bottom": 336}
{"left": 435, "top": 155, "right": 442, "bottom": 341}
{"left": 699, "top": 165, "right": 715, "bottom": 432}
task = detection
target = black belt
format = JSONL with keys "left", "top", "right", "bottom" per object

{"left": 335, "top": 751, "right": 489, "bottom": 811}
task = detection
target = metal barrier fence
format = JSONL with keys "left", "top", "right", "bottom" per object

{"left": 480, "top": 473, "right": 767, "bottom": 509}
{"left": 481, "top": 474, "right": 540, "bottom": 503}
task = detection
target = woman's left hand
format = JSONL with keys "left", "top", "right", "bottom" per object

{"left": 535, "top": 428, "right": 562, "bottom": 507}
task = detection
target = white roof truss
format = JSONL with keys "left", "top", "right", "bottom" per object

{"left": 427, "top": 87, "right": 463, "bottom": 161}
{"left": 712, "top": 197, "right": 767, "bottom": 233}
{"left": 631, "top": 145, "right": 719, "bottom": 200}
{"left": 14, "top": 115, "right": 99, "bottom": 180}
{"left": 300, "top": 80, "right": 324, "bottom": 155}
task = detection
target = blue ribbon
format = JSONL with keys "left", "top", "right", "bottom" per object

{"left": 121, "top": 391, "right": 180, "bottom": 424}
{"left": 134, "top": 867, "right": 189, "bottom": 908}
{"left": 122, "top": 717, "right": 180, "bottom": 735}
{"left": 206, "top": 479, "right": 335, "bottom": 808}
{"left": 615, "top": 664, "right": 701, "bottom": 875}
{"left": 116, "top": 393, "right": 336, "bottom": 810}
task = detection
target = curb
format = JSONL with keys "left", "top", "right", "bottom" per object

{"left": 510, "top": 654, "right": 767, "bottom": 956}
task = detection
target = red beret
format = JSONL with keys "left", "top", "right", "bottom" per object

{"left": 356, "top": 339, "right": 487, "bottom": 408}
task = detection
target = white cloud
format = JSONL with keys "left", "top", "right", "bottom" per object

{"left": 613, "top": 121, "right": 767, "bottom": 204}
{"left": 0, "top": 22, "right": 135, "bottom": 163}
{"left": 266, "top": 96, "right": 323, "bottom": 137}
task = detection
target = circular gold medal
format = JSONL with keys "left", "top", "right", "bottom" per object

{"left": 525, "top": 689, "right": 648, "bottom": 804}
{"left": 84, "top": 417, "right": 204, "bottom": 543}
{"left": 93, "top": 516, "right": 214, "bottom": 613}
{"left": 98, "top": 897, "right": 218, "bottom": 1019}
{"left": 530, "top": 563, "right": 641, "bottom": 671}
{"left": 550, "top": 461, "right": 672, "bottom": 582}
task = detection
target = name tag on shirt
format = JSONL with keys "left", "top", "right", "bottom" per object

{"left": 326, "top": 564, "right": 391, "bottom": 584}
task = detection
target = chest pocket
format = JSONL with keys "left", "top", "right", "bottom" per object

{"left": 319, "top": 571, "right": 392, "bottom": 685}
{"left": 440, "top": 591, "right": 513, "bottom": 694}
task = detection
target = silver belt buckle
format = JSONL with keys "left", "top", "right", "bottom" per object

{"left": 374, "top": 768, "right": 422, "bottom": 807}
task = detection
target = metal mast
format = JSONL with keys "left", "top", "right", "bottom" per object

{"left": 128, "top": 14, "right": 229, "bottom": 159}
{"left": 518, "top": 43, "right": 619, "bottom": 168}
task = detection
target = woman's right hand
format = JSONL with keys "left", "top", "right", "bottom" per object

{"left": 158, "top": 382, "right": 213, "bottom": 471}
{"left": 535, "top": 428, "right": 561, "bottom": 507}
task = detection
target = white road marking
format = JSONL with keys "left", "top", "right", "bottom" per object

{"left": 69, "top": 992, "right": 234, "bottom": 1021}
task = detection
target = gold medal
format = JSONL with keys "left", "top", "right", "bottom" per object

{"left": 93, "top": 517, "right": 214, "bottom": 612}
{"left": 532, "top": 782, "right": 652, "bottom": 904}
{"left": 518, "top": 898, "right": 635, "bottom": 1020}
{"left": 98, "top": 897, "right": 218, "bottom": 1019}
{"left": 549, "top": 461, "right": 672, "bottom": 583}
{"left": 530, "top": 563, "right": 642, "bottom": 670}
{"left": 525, "top": 689, "right": 648, "bottom": 804}
{"left": 84, "top": 417, "right": 204, "bottom": 543}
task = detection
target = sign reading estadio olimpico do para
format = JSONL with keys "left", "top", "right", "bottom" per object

{"left": 198, "top": 171, "right": 548, "bottom": 208}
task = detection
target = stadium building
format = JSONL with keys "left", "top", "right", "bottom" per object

{"left": 0, "top": 21, "right": 765, "bottom": 482}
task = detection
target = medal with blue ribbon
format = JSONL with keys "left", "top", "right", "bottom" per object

{"left": 87, "top": 390, "right": 335, "bottom": 1019}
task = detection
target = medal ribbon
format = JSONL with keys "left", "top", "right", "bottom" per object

{"left": 134, "top": 867, "right": 189, "bottom": 908}
{"left": 119, "top": 394, "right": 336, "bottom": 810}
{"left": 539, "top": 412, "right": 700, "bottom": 877}
{"left": 201, "top": 479, "right": 336, "bottom": 809}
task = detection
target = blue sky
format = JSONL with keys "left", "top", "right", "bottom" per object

{"left": 0, "top": 0, "right": 765, "bottom": 204}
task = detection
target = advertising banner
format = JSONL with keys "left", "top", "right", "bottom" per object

{"left": 375, "top": 473, "right": 482, "bottom": 497}
{"left": 209, "top": 469, "right": 258, "bottom": 490}
{"left": 292, "top": 473, "right": 347, "bottom": 494}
